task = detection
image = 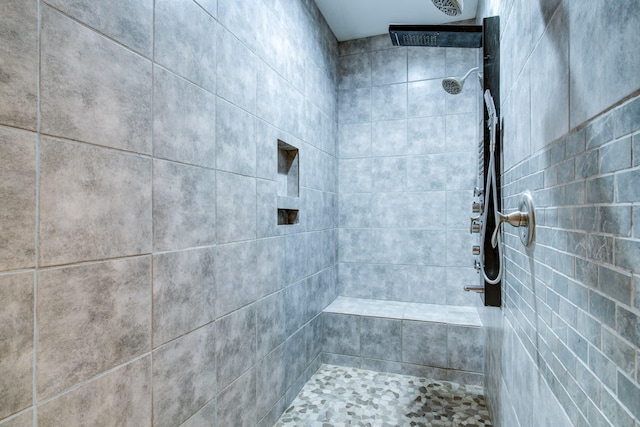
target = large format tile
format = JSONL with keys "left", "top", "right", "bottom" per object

{"left": 39, "top": 137, "right": 152, "bottom": 266}
{"left": 153, "top": 247, "right": 216, "bottom": 347}
{"left": 180, "top": 400, "right": 216, "bottom": 427}
{"left": 0, "top": 410, "right": 32, "bottom": 427}
{"left": 323, "top": 313, "right": 360, "bottom": 356}
{"left": 215, "top": 241, "right": 257, "bottom": 317}
{"left": 153, "top": 67, "right": 216, "bottom": 168}
{"left": 217, "top": 26, "right": 258, "bottom": 113}
{"left": 256, "top": 291, "right": 285, "bottom": 359}
{"left": 402, "top": 320, "right": 447, "bottom": 368}
{"left": 0, "top": 273, "right": 33, "bottom": 420}
{"left": 216, "top": 369, "right": 256, "bottom": 427}
{"left": 215, "top": 98, "right": 256, "bottom": 176}
{"left": 256, "top": 345, "right": 286, "bottom": 421}
{"left": 570, "top": 0, "right": 640, "bottom": 127}
{"left": 38, "top": 357, "right": 151, "bottom": 427}
{"left": 216, "top": 172, "right": 256, "bottom": 244}
{"left": 360, "top": 317, "right": 401, "bottom": 362}
{"left": 41, "top": 7, "right": 152, "bottom": 153}
{"left": 215, "top": 305, "right": 256, "bottom": 390}
{"left": 447, "top": 326, "right": 485, "bottom": 372}
{"left": 153, "top": 324, "right": 216, "bottom": 427}
{"left": 37, "top": 257, "right": 151, "bottom": 398}
{"left": 44, "top": 0, "right": 153, "bottom": 57}
{"left": 153, "top": 159, "right": 216, "bottom": 251}
{"left": 0, "top": 128, "right": 35, "bottom": 271}
{"left": 155, "top": 0, "right": 216, "bottom": 92}
{"left": 0, "top": 0, "right": 38, "bottom": 130}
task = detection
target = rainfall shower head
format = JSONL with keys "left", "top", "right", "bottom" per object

{"left": 432, "top": 0, "right": 464, "bottom": 16}
{"left": 442, "top": 67, "right": 479, "bottom": 95}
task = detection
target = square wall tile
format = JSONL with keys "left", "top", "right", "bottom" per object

{"left": 153, "top": 159, "right": 216, "bottom": 252}
{"left": 217, "top": 25, "right": 258, "bottom": 113}
{"left": 0, "top": 127, "right": 35, "bottom": 271}
{"left": 215, "top": 241, "right": 257, "bottom": 317}
{"left": 216, "top": 98, "right": 256, "bottom": 176}
{"left": 44, "top": 0, "right": 153, "bottom": 57}
{"left": 155, "top": 0, "right": 216, "bottom": 92}
{"left": 153, "top": 324, "right": 216, "bottom": 427}
{"left": 338, "top": 53, "right": 371, "bottom": 90}
{"left": 0, "top": 272, "right": 33, "bottom": 419}
{"left": 153, "top": 67, "right": 216, "bottom": 169}
{"left": 323, "top": 313, "right": 360, "bottom": 356}
{"left": 39, "top": 137, "right": 152, "bottom": 266}
{"left": 41, "top": 7, "right": 152, "bottom": 154}
{"left": 371, "top": 48, "right": 407, "bottom": 86}
{"left": 402, "top": 320, "right": 447, "bottom": 368}
{"left": 215, "top": 305, "right": 256, "bottom": 390}
{"left": 153, "top": 247, "right": 216, "bottom": 347}
{"left": 0, "top": 0, "right": 38, "bottom": 130}
{"left": 447, "top": 325, "right": 485, "bottom": 372}
{"left": 38, "top": 357, "right": 151, "bottom": 427}
{"left": 37, "top": 257, "right": 151, "bottom": 398}
{"left": 361, "top": 317, "right": 401, "bottom": 362}
{"left": 216, "top": 172, "right": 256, "bottom": 244}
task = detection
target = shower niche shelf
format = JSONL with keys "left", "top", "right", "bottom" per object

{"left": 277, "top": 139, "right": 299, "bottom": 225}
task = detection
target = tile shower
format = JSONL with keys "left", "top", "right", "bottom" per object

{"left": 1, "top": 2, "right": 639, "bottom": 427}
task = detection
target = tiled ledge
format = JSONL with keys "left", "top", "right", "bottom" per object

{"left": 324, "top": 296, "right": 482, "bottom": 327}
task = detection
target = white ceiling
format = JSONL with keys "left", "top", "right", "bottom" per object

{"left": 313, "top": 0, "right": 479, "bottom": 41}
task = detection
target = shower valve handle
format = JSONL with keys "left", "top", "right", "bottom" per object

{"left": 490, "top": 192, "right": 536, "bottom": 249}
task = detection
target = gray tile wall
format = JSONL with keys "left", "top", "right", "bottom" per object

{"left": 477, "top": 1, "right": 640, "bottom": 426}
{"left": 337, "top": 35, "right": 483, "bottom": 306}
{"left": 0, "top": 0, "right": 337, "bottom": 425}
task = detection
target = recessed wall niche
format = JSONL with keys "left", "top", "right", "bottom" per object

{"left": 277, "top": 139, "right": 299, "bottom": 225}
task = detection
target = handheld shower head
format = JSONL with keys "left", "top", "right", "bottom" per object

{"left": 431, "top": 0, "right": 464, "bottom": 16}
{"left": 442, "top": 67, "right": 479, "bottom": 95}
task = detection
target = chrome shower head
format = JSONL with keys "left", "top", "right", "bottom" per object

{"left": 442, "top": 67, "right": 479, "bottom": 95}
{"left": 431, "top": 0, "right": 464, "bottom": 16}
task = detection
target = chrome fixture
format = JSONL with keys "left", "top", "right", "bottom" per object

{"left": 472, "top": 246, "right": 480, "bottom": 255}
{"left": 470, "top": 219, "right": 481, "bottom": 234}
{"left": 442, "top": 67, "right": 480, "bottom": 95}
{"left": 464, "top": 286, "right": 484, "bottom": 293}
{"left": 472, "top": 202, "right": 483, "bottom": 214}
{"left": 491, "top": 192, "right": 536, "bottom": 248}
{"left": 431, "top": 0, "right": 463, "bottom": 16}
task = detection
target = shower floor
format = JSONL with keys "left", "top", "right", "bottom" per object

{"left": 274, "top": 364, "right": 492, "bottom": 427}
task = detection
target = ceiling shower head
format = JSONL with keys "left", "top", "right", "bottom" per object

{"left": 431, "top": 0, "right": 464, "bottom": 16}
{"left": 442, "top": 67, "right": 479, "bottom": 95}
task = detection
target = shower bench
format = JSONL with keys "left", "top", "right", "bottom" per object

{"left": 321, "top": 297, "right": 485, "bottom": 386}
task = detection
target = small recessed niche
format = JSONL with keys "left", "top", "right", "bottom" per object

{"left": 278, "top": 209, "right": 299, "bottom": 225}
{"left": 277, "top": 140, "right": 299, "bottom": 198}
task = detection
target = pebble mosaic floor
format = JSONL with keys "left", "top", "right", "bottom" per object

{"left": 275, "top": 365, "right": 492, "bottom": 427}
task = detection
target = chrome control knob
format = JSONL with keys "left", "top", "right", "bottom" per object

{"left": 472, "top": 202, "right": 483, "bottom": 213}
{"left": 470, "top": 220, "right": 481, "bottom": 234}
{"left": 472, "top": 246, "right": 480, "bottom": 255}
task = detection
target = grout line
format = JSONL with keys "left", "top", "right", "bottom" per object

{"left": 150, "top": 0, "right": 156, "bottom": 424}
{"left": 34, "top": 0, "right": 42, "bottom": 424}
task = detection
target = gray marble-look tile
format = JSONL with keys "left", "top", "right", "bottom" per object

{"left": 371, "top": 84, "right": 407, "bottom": 121}
{"left": 0, "top": 128, "right": 35, "bottom": 271}
{"left": 256, "top": 292, "right": 285, "bottom": 360}
{"left": 338, "top": 53, "right": 371, "bottom": 90}
{"left": 153, "top": 67, "right": 216, "bottom": 168}
{"left": 305, "top": 315, "right": 324, "bottom": 365}
{"left": 586, "top": 114, "right": 614, "bottom": 149}
{"left": 614, "top": 238, "right": 640, "bottom": 274}
{"left": 256, "top": 179, "right": 279, "bottom": 239}
{"left": 372, "top": 157, "right": 406, "bottom": 192}
{"left": 44, "top": 0, "right": 153, "bottom": 57}
{"left": 445, "top": 48, "right": 478, "bottom": 77}
{"left": 153, "top": 247, "right": 216, "bottom": 347}
{"left": 256, "top": 64, "right": 305, "bottom": 138}
{"left": 284, "top": 279, "right": 308, "bottom": 337}
{"left": 153, "top": 324, "right": 216, "bottom": 427}
{"left": 216, "top": 368, "right": 256, "bottom": 427}
{"left": 447, "top": 325, "right": 484, "bottom": 373}
{"left": 217, "top": 25, "right": 257, "bottom": 113}
{"left": 600, "top": 137, "right": 631, "bottom": 173}
{"left": 216, "top": 98, "right": 256, "bottom": 176}
{"left": 217, "top": 0, "right": 257, "bottom": 51}
{"left": 339, "top": 193, "right": 371, "bottom": 228}
{"left": 284, "top": 233, "right": 309, "bottom": 284}
{"left": 601, "top": 328, "right": 636, "bottom": 379}
{"left": 37, "top": 257, "right": 151, "bottom": 398}
{"left": 0, "top": 0, "right": 38, "bottom": 130}
{"left": 38, "top": 357, "right": 151, "bottom": 427}
{"left": 407, "top": 154, "right": 447, "bottom": 191}
{"left": 41, "top": 7, "right": 152, "bottom": 153}
{"left": 39, "top": 137, "right": 151, "bottom": 266}
{"left": 408, "top": 80, "right": 446, "bottom": 118}
{"left": 338, "top": 88, "right": 371, "bottom": 124}
{"left": 446, "top": 113, "right": 477, "bottom": 153}
{"left": 153, "top": 159, "right": 216, "bottom": 252}
{"left": 570, "top": 0, "right": 640, "bottom": 128}
{"left": 179, "top": 400, "right": 216, "bottom": 427}
{"left": 339, "top": 158, "right": 372, "bottom": 193}
{"left": 402, "top": 320, "right": 447, "bottom": 368}
{"left": 338, "top": 122, "right": 371, "bottom": 159}
{"left": 216, "top": 171, "right": 256, "bottom": 244}
{"left": 445, "top": 151, "right": 478, "bottom": 191}
{"left": 446, "top": 229, "right": 475, "bottom": 267}
{"left": 155, "top": 0, "right": 216, "bottom": 92}
{"left": 371, "top": 48, "right": 407, "bottom": 86}
{"left": 617, "top": 371, "right": 640, "bottom": 420}
{"left": 215, "top": 305, "right": 256, "bottom": 390}
{"left": 0, "top": 273, "right": 33, "bottom": 420}
{"left": 339, "top": 38, "right": 371, "bottom": 56}
{"left": 256, "top": 344, "right": 286, "bottom": 421}
{"left": 215, "top": 241, "right": 257, "bottom": 317}
{"left": 284, "top": 329, "right": 307, "bottom": 390}
{"left": 338, "top": 229, "right": 371, "bottom": 263}
{"left": 323, "top": 313, "right": 360, "bottom": 356}
{"left": 588, "top": 290, "right": 616, "bottom": 329}
{"left": 0, "top": 410, "right": 32, "bottom": 427}
{"left": 616, "top": 306, "right": 640, "bottom": 348}
{"left": 360, "top": 317, "right": 401, "bottom": 362}
{"left": 408, "top": 48, "right": 445, "bottom": 82}
{"left": 614, "top": 96, "right": 640, "bottom": 138}
{"left": 406, "top": 266, "right": 448, "bottom": 305}
{"left": 530, "top": 4, "right": 568, "bottom": 146}
{"left": 372, "top": 120, "right": 407, "bottom": 156}
{"left": 615, "top": 169, "right": 640, "bottom": 204}
{"left": 255, "top": 236, "right": 285, "bottom": 298}
{"left": 407, "top": 117, "right": 446, "bottom": 155}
